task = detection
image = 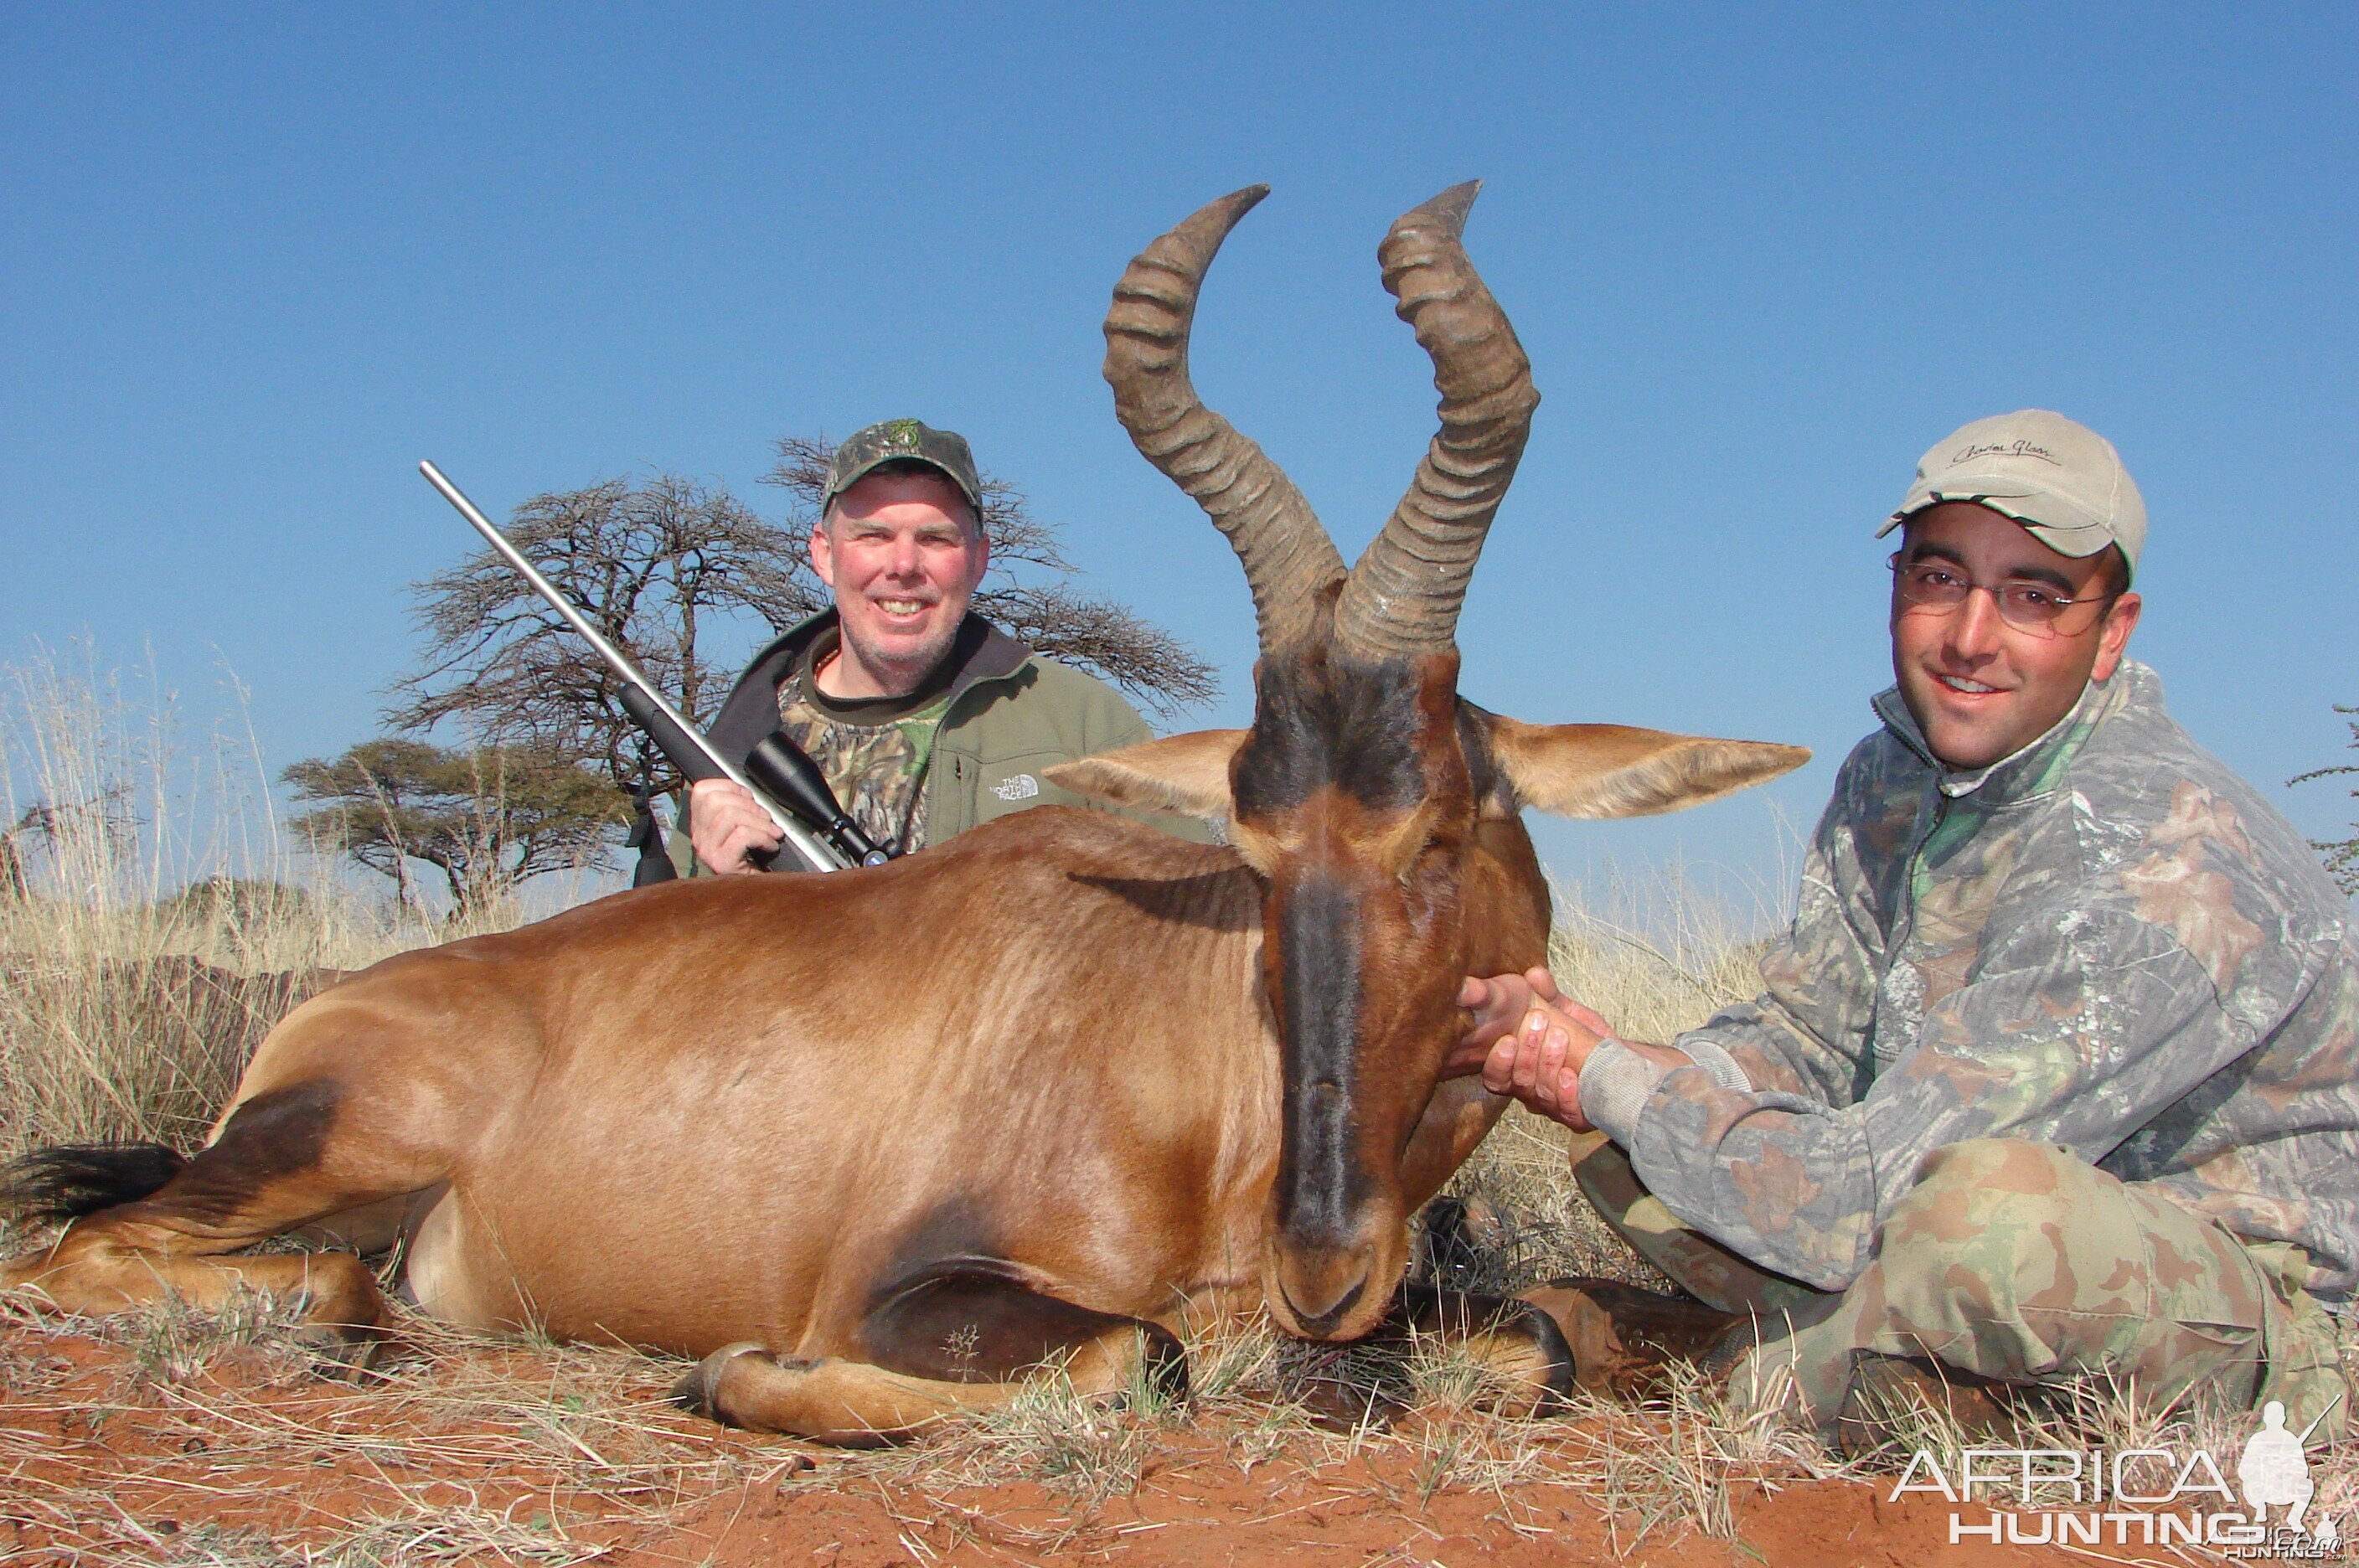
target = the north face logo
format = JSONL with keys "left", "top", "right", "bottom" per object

{"left": 990, "top": 774, "right": 1040, "bottom": 802}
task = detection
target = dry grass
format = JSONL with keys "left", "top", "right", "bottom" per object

{"left": 0, "top": 648, "right": 593, "bottom": 1161}
{"left": 0, "top": 1283, "right": 741, "bottom": 1565}
{"left": 3, "top": 1275, "right": 1848, "bottom": 1562}
{"left": 29, "top": 1275, "right": 2354, "bottom": 1565}
{"left": 818, "top": 1306, "right": 1852, "bottom": 1555}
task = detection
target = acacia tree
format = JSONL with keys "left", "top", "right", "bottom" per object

{"left": 282, "top": 739, "right": 625, "bottom": 920}
{"left": 385, "top": 450, "right": 1216, "bottom": 807}
{"left": 0, "top": 793, "right": 137, "bottom": 903}
{"left": 386, "top": 474, "right": 814, "bottom": 798}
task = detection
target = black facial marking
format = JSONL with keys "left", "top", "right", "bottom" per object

{"left": 1233, "top": 653, "right": 1432, "bottom": 818}
{"left": 1271, "top": 870, "right": 1368, "bottom": 1244}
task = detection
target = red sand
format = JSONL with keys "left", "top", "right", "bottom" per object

{"left": 0, "top": 1318, "right": 2062, "bottom": 1566}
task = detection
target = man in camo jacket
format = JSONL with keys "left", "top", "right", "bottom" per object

{"left": 1457, "top": 410, "right": 2356, "bottom": 1440}
{"left": 686, "top": 419, "right": 1200, "bottom": 872}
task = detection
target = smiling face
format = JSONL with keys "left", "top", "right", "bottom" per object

{"left": 1890, "top": 502, "right": 2141, "bottom": 770}
{"left": 810, "top": 470, "right": 990, "bottom": 699}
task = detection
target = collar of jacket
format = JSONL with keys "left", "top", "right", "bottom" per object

{"left": 1871, "top": 660, "right": 2156, "bottom": 806}
{"left": 705, "top": 608, "right": 1035, "bottom": 764}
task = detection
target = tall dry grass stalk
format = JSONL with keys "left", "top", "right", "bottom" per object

{"left": 0, "top": 647, "right": 590, "bottom": 1163}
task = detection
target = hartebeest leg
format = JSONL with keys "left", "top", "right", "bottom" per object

{"left": 1, "top": 1081, "right": 439, "bottom": 1359}
{"left": 1388, "top": 1282, "right": 1577, "bottom": 1416}
{"left": 1517, "top": 1277, "right": 1737, "bottom": 1400}
{"left": 674, "top": 1269, "right": 1185, "bottom": 1444}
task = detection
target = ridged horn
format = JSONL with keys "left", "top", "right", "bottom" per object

{"left": 1333, "top": 182, "right": 1539, "bottom": 658}
{"left": 1105, "top": 186, "right": 1345, "bottom": 652}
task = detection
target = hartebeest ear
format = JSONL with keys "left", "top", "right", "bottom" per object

{"left": 1484, "top": 718, "right": 1809, "bottom": 819}
{"left": 1043, "top": 730, "right": 1247, "bottom": 822}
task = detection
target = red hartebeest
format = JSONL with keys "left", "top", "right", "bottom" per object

{"left": 1, "top": 184, "right": 1804, "bottom": 1442}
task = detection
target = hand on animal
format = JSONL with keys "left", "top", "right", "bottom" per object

{"left": 1451, "top": 968, "right": 1610, "bottom": 1131}
{"left": 1449, "top": 969, "right": 1547, "bottom": 1066}
{"left": 688, "top": 777, "right": 783, "bottom": 874}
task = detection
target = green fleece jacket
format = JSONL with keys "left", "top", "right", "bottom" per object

{"left": 685, "top": 610, "right": 1205, "bottom": 866}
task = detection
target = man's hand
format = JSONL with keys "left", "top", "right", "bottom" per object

{"left": 1448, "top": 967, "right": 1616, "bottom": 1132}
{"left": 687, "top": 778, "right": 783, "bottom": 874}
{"left": 1447, "top": 969, "right": 1546, "bottom": 1069}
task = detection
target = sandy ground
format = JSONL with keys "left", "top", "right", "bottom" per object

{"left": 0, "top": 1309, "right": 2079, "bottom": 1568}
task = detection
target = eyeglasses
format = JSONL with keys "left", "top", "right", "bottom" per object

{"left": 1887, "top": 554, "right": 2116, "bottom": 636}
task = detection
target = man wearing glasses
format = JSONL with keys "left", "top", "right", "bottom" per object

{"left": 1456, "top": 410, "right": 2357, "bottom": 1447}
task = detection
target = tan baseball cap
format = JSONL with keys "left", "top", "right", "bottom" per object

{"left": 1877, "top": 410, "right": 2145, "bottom": 581}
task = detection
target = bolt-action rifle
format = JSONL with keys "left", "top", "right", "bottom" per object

{"left": 417, "top": 461, "right": 892, "bottom": 874}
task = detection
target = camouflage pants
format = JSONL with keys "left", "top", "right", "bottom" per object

{"left": 1572, "top": 1133, "right": 2349, "bottom": 1437}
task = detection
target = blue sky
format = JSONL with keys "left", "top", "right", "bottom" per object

{"left": 5, "top": 3, "right": 2355, "bottom": 905}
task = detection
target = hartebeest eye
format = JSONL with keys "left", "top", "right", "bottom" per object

{"left": 1399, "top": 845, "right": 1458, "bottom": 934}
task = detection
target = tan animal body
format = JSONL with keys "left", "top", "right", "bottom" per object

{"left": 2, "top": 184, "right": 1804, "bottom": 1442}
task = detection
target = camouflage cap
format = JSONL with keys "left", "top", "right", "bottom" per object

{"left": 822, "top": 419, "right": 983, "bottom": 519}
{"left": 1877, "top": 410, "right": 2146, "bottom": 581}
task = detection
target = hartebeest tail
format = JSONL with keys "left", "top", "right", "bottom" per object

{"left": 3, "top": 1144, "right": 187, "bottom": 1224}
{"left": 3, "top": 185, "right": 1804, "bottom": 1442}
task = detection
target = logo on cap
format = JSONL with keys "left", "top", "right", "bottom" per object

{"left": 1948, "top": 439, "right": 2062, "bottom": 469}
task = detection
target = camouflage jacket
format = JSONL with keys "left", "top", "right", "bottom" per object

{"left": 1580, "top": 662, "right": 2359, "bottom": 1298}
{"left": 772, "top": 637, "right": 957, "bottom": 857}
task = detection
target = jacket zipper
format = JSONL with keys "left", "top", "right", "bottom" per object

{"left": 923, "top": 674, "right": 1018, "bottom": 848}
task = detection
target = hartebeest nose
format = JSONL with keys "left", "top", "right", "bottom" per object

{"left": 1273, "top": 1241, "right": 1375, "bottom": 1338}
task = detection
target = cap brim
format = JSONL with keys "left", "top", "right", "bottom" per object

{"left": 823, "top": 455, "right": 982, "bottom": 513}
{"left": 1879, "top": 485, "right": 2115, "bottom": 559}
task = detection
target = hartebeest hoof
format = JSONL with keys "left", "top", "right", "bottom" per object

{"left": 1456, "top": 1300, "right": 1578, "bottom": 1419}
{"left": 672, "top": 1341, "right": 775, "bottom": 1421}
{"left": 294, "top": 1321, "right": 403, "bottom": 1384}
{"left": 1374, "top": 1285, "right": 1579, "bottom": 1421}
{"left": 1519, "top": 1277, "right": 1737, "bottom": 1400}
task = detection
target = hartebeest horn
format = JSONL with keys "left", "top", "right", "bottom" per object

{"left": 1333, "top": 182, "right": 1540, "bottom": 659}
{"left": 1105, "top": 185, "right": 1346, "bottom": 652}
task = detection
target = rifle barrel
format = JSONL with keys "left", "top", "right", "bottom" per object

{"left": 417, "top": 461, "right": 845, "bottom": 873}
